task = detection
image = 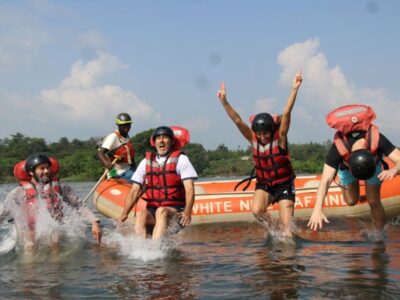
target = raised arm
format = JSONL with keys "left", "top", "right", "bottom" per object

{"left": 307, "top": 163, "right": 337, "bottom": 231}
{"left": 217, "top": 82, "right": 253, "bottom": 143}
{"left": 279, "top": 72, "right": 303, "bottom": 141}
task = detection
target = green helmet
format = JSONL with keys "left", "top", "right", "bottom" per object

{"left": 115, "top": 113, "right": 133, "bottom": 125}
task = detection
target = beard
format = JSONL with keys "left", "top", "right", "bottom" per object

{"left": 36, "top": 175, "right": 51, "bottom": 184}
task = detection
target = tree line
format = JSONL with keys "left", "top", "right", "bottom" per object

{"left": 0, "top": 131, "right": 331, "bottom": 183}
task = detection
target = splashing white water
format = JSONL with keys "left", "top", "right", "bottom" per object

{"left": 0, "top": 223, "right": 17, "bottom": 254}
{"left": 360, "top": 226, "right": 387, "bottom": 242}
{"left": 1, "top": 192, "right": 89, "bottom": 252}
{"left": 103, "top": 222, "right": 180, "bottom": 261}
{"left": 259, "top": 217, "right": 297, "bottom": 245}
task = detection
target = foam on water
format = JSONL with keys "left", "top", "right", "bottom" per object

{"left": 0, "top": 190, "right": 89, "bottom": 254}
{"left": 0, "top": 223, "right": 17, "bottom": 254}
{"left": 360, "top": 226, "right": 387, "bottom": 242}
{"left": 102, "top": 222, "right": 181, "bottom": 261}
{"left": 258, "top": 217, "right": 297, "bottom": 245}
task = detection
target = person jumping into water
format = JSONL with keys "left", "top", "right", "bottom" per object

{"left": 119, "top": 126, "right": 197, "bottom": 240}
{"left": 308, "top": 104, "right": 400, "bottom": 231}
{"left": 1, "top": 153, "right": 102, "bottom": 248}
{"left": 217, "top": 72, "right": 303, "bottom": 237}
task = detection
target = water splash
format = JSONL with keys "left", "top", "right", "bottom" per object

{"left": 103, "top": 222, "right": 181, "bottom": 261}
{"left": 360, "top": 226, "right": 387, "bottom": 242}
{"left": 1, "top": 190, "right": 89, "bottom": 253}
{"left": 0, "top": 222, "right": 17, "bottom": 255}
{"left": 258, "top": 216, "right": 297, "bottom": 245}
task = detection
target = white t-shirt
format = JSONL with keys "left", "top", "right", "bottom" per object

{"left": 131, "top": 153, "right": 198, "bottom": 185}
{"left": 101, "top": 132, "right": 131, "bottom": 174}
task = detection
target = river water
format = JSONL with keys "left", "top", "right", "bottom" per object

{"left": 1, "top": 182, "right": 400, "bottom": 299}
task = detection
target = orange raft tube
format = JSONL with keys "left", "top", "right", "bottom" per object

{"left": 93, "top": 174, "right": 400, "bottom": 224}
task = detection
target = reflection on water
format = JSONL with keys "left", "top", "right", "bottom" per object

{"left": 1, "top": 182, "right": 400, "bottom": 299}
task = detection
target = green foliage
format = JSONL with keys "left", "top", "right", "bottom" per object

{"left": 289, "top": 142, "right": 330, "bottom": 174}
{"left": 0, "top": 131, "right": 332, "bottom": 183}
{"left": 131, "top": 128, "right": 154, "bottom": 163}
{"left": 184, "top": 143, "right": 209, "bottom": 175}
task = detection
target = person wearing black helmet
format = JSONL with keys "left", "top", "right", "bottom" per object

{"left": 98, "top": 112, "right": 136, "bottom": 182}
{"left": 2, "top": 153, "right": 102, "bottom": 248}
{"left": 217, "top": 72, "right": 303, "bottom": 237}
{"left": 119, "top": 126, "right": 198, "bottom": 240}
{"left": 308, "top": 105, "right": 400, "bottom": 232}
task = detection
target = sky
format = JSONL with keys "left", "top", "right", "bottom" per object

{"left": 1, "top": 0, "right": 399, "bottom": 150}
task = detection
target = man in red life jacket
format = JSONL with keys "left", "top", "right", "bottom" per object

{"left": 98, "top": 112, "right": 136, "bottom": 182}
{"left": 2, "top": 154, "right": 102, "bottom": 247}
{"left": 308, "top": 104, "right": 400, "bottom": 231}
{"left": 118, "top": 126, "right": 198, "bottom": 240}
{"left": 217, "top": 72, "right": 303, "bottom": 237}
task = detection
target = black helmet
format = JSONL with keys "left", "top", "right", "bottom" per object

{"left": 348, "top": 149, "right": 376, "bottom": 180}
{"left": 115, "top": 113, "right": 133, "bottom": 125}
{"left": 152, "top": 126, "right": 174, "bottom": 141}
{"left": 251, "top": 113, "right": 275, "bottom": 132}
{"left": 25, "top": 154, "right": 51, "bottom": 173}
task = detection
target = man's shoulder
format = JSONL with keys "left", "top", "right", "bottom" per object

{"left": 177, "top": 152, "right": 191, "bottom": 161}
{"left": 9, "top": 186, "right": 23, "bottom": 194}
{"left": 5, "top": 186, "right": 24, "bottom": 203}
{"left": 101, "top": 132, "right": 119, "bottom": 148}
{"left": 105, "top": 131, "right": 119, "bottom": 139}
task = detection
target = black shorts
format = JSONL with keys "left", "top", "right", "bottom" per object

{"left": 146, "top": 205, "right": 185, "bottom": 219}
{"left": 255, "top": 180, "right": 295, "bottom": 204}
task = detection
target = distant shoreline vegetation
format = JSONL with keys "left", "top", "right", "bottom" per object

{"left": 0, "top": 131, "right": 331, "bottom": 183}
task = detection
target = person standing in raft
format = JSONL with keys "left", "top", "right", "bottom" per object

{"left": 217, "top": 72, "right": 303, "bottom": 237}
{"left": 98, "top": 112, "right": 136, "bottom": 182}
{"left": 1, "top": 154, "right": 102, "bottom": 247}
{"left": 118, "top": 126, "right": 198, "bottom": 240}
{"left": 308, "top": 104, "right": 400, "bottom": 231}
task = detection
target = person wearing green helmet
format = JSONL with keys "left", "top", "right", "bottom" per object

{"left": 98, "top": 112, "right": 136, "bottom": 182}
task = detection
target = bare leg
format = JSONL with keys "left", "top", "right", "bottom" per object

{"left": 23, "top": 229, "right": 36, "bottom": 251}
{"left": 134, "top": 210, "right": 154, "bottom": 238}
{"left": 152, "top": 207, "right": 178, "bottom": 240}
{"left": 278, "top": 199, "right": 294, "bottom": 237}
{"left": 50, "top": 230, "right": 60, "bottom": 250}
{"left": 251, "top": 189, "right": 272, "bottom": 224}
{"left": 365, "top": 184, "right": 385, "bottom": 230}
{"left": 342, "top": 181, "right": 360, "bottom": 206}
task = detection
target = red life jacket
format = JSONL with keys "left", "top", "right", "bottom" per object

{"left": 113, "top": 130, "right": 135, "bottom": 164}
{"left": 326, "top": 104, "right": 380, "bottom": 162}
{"left": 252, "top": 130, "right": 295, "bottom": 186}
{"left": 13, "top": 157, "right": 63, "bottom": 223}
{"left": 144, "top": 150, "right": 186, "bottom": 208}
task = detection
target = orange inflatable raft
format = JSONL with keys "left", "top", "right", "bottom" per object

{"left": 93, "top": 174, "right": 400, "bottom": 224}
